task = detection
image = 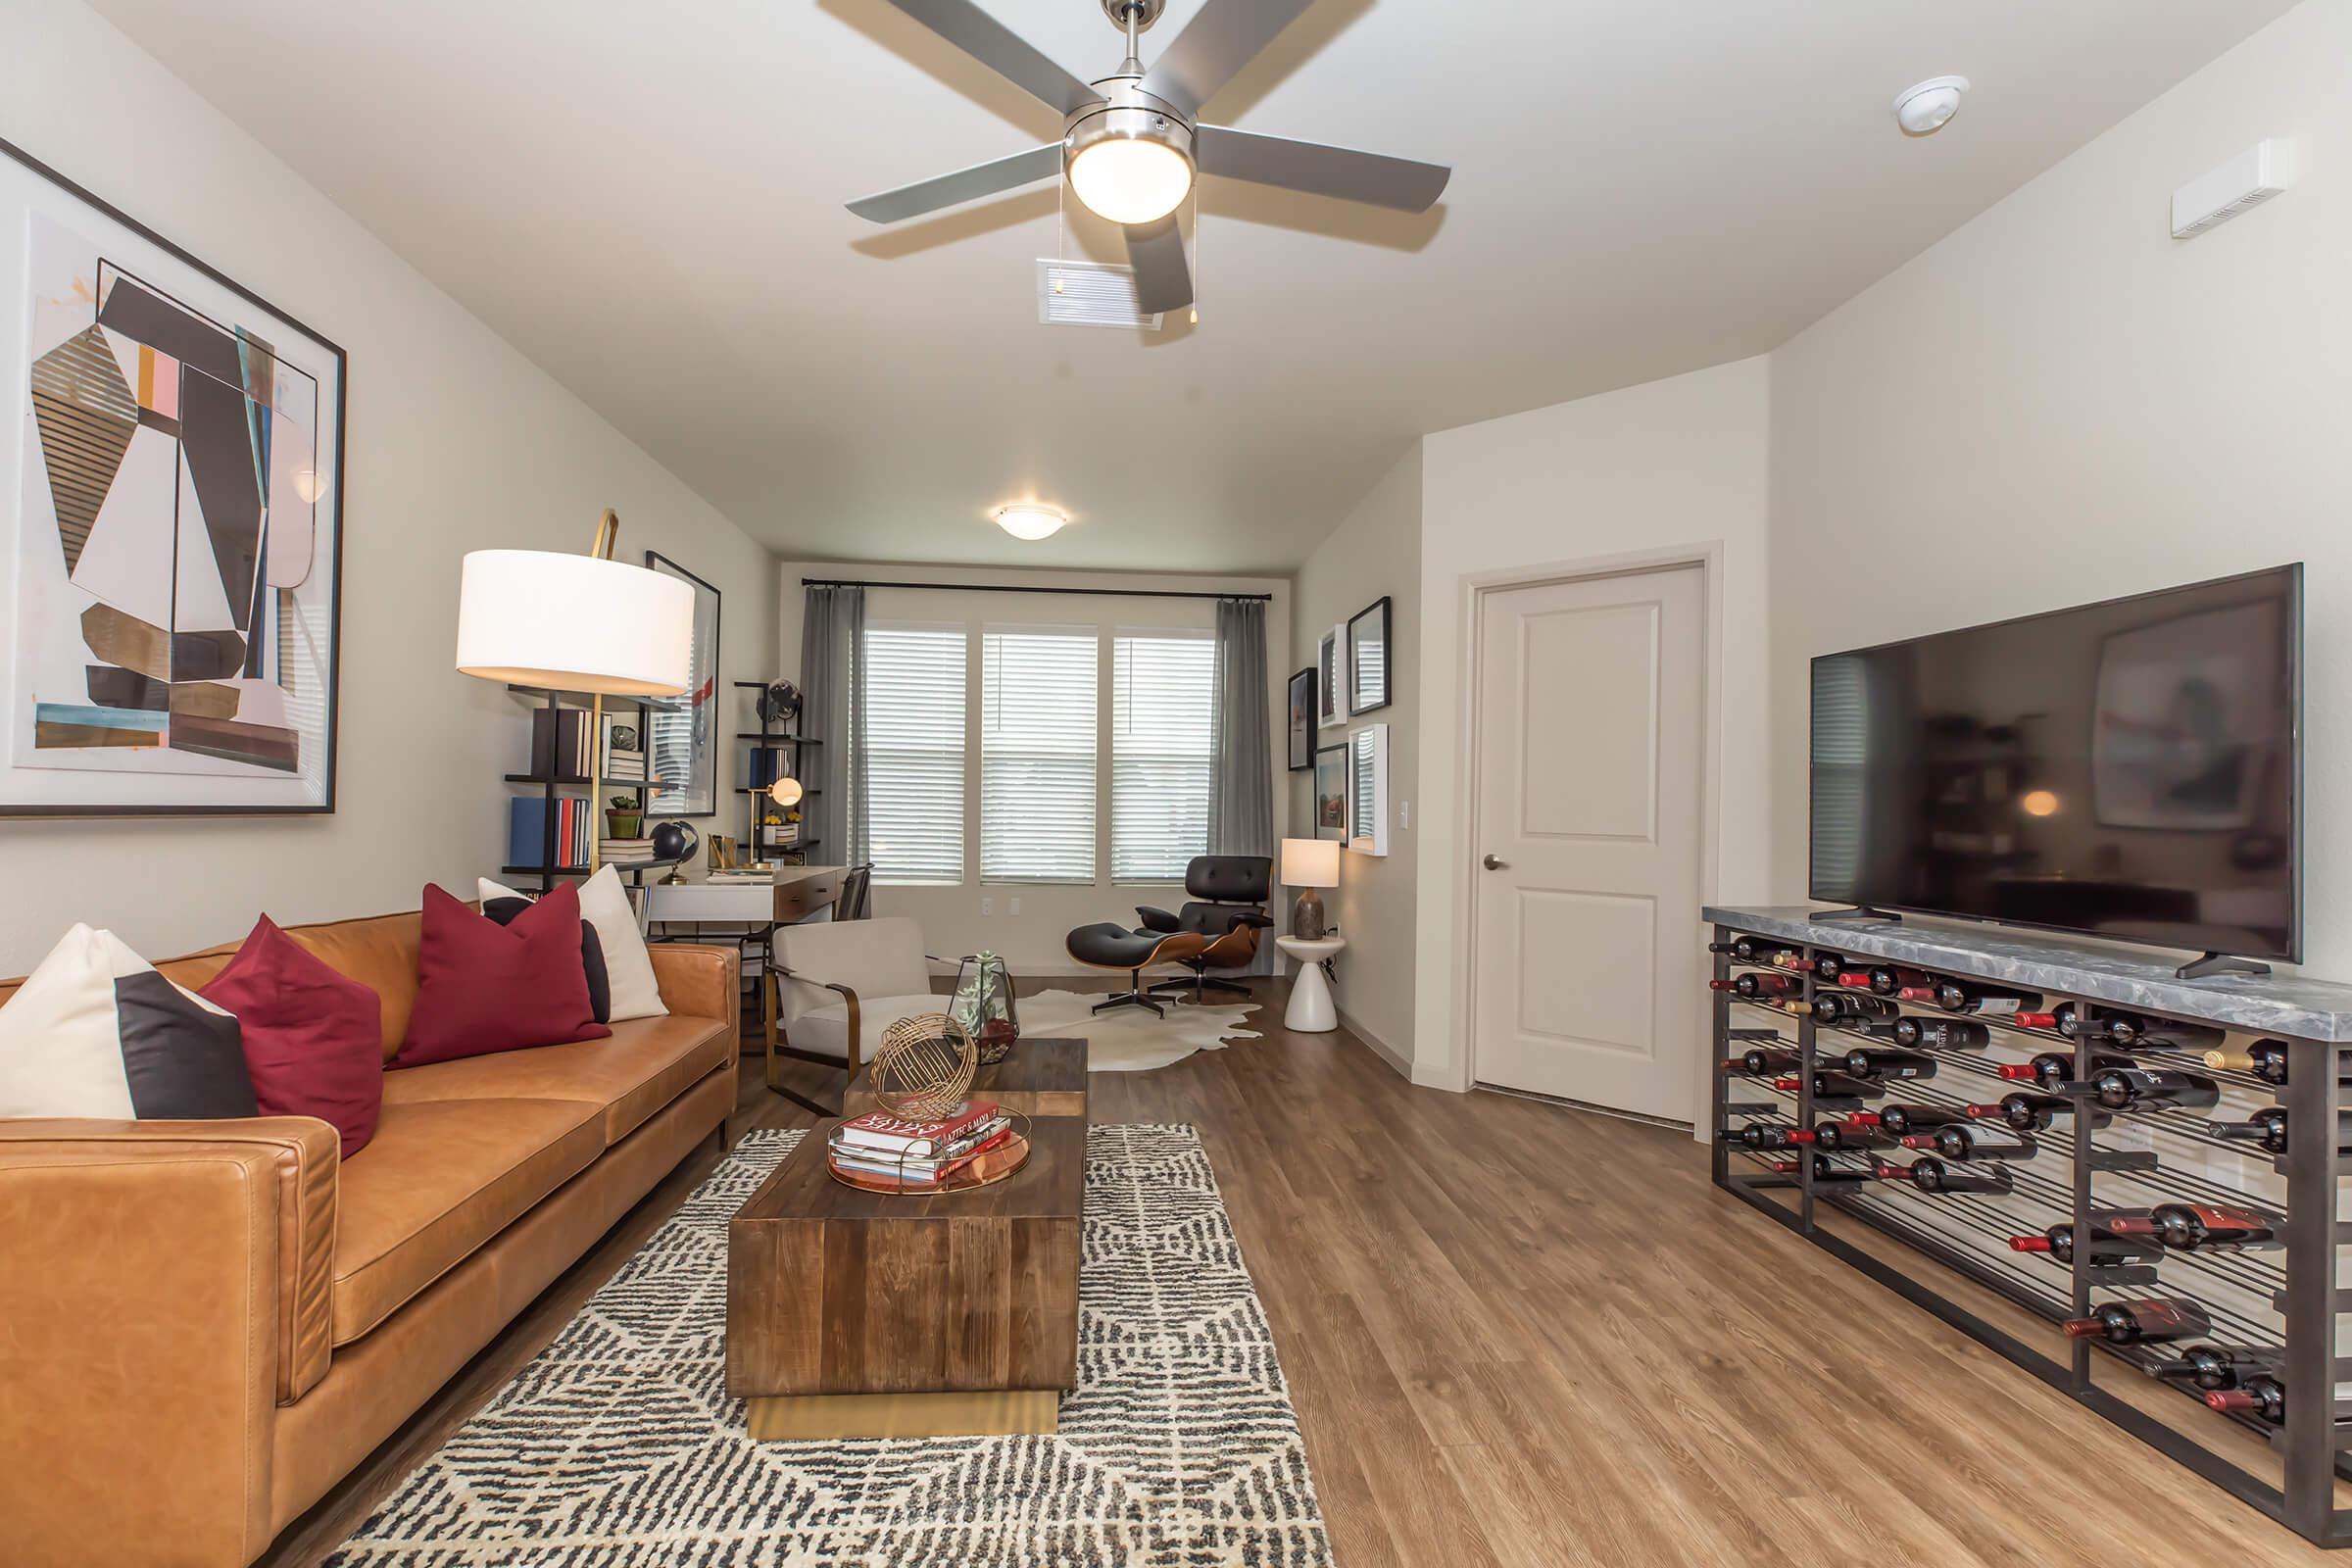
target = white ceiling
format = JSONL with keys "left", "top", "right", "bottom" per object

{"left": 90, "top": 0, "right": 2292, "bottom": 571}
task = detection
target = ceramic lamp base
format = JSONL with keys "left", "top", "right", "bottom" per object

{"left": 1292, "top": 888, "right": 1327, "bottom": 940}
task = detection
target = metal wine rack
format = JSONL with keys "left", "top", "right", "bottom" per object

{"left": 1706, "top": 906, "right": 2350, "bottom": 1547}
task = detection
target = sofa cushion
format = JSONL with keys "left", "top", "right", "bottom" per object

{"left": 200, "top": 915, "right": 385, "bottom": 1155}
{"left": 399, "top": 883, "right": 609, "bottom": 1067}
{"left": 378, "top": 1016, "right": 733, "bottom": 1146}
{"left": 785, "top": 993, "right": 941, "bottom": 1063}
{"left": 329, "top": 1096, "right": 602, "bottom": 1344}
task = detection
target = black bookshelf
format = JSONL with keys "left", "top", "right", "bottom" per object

{"left": 502, "top": 685, "right": 669, "bottom": 895}
{"left": 734, "top": 681, "right": 815, "bottom": 865}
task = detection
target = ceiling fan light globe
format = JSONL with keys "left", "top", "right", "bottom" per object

{"left": 1068, "top": 136, "right": 1194, "bottom": 225}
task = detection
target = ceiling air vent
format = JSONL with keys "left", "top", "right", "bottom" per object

{"left": 1037, "top": 259, "right": 1164, "bottom": 330}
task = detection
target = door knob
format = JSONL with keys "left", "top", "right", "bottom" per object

{"left": 1482, "top": 853, "right": 1507, "bottom": 870}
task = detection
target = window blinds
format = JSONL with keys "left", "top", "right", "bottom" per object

{"left": 1111, "top": 632, "right": 1214, "bottom": 881}
{"left": 981, "top": 629, "right": 1100, "bottom": 883}
{"left": 860, "top": 625, "right": 966, "bottom": 886}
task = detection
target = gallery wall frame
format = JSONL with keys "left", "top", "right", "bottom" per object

{"left": 644, "top": 551, "right": 720, "bottom": 817}
{"left": 1312, "top": 742, "right": 1348, "bottom": 841}
{"left": 1348, "top": 722, "right": 1390, "bottom": 857}
{"left": 1348, "top": 596, "right": 1392, "bottom": 716}
{"left": 0, "top": 136, "right": 347, "bottom": 817}
{"left": 1317, "top": 622, "right": 1347, "bottom": 728}
{"left": 1287, "top": 665, "right": 1315, "bottom": 771}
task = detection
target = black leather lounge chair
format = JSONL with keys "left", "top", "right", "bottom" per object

{"left": 1064, "top": 924, "right": 1209, "bottom": 1017}
{"left": 1065, "top": 855, "right": 1274, "bottom": 1015}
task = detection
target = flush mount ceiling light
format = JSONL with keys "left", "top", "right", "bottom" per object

{"left": 1893, "top": 75, "right": 1970, "bottom": 136}
{"left": 844, "top": 0, "right": 1449, "bottom": 316}
{"left": 995, "top": 504, "right": 1069, "bottom": 541}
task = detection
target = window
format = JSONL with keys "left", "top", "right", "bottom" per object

{"left": 1111, "top": 632, "right": 1214, "bottom": 881}
{"left": 861, "top": 625, "right": 966, "bottom": 886}
{"left": 981, "top": 628, "right": 1098, "bottom": 883}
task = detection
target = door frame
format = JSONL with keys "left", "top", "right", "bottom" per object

{"left": 1448, "top": 541, "right": 1725, "bottom": 1132}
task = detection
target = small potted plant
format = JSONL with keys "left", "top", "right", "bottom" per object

{"left": 606, "top": 795, "right": 642, "bottom": 839}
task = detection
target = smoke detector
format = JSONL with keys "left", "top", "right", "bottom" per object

{"left": 1893, "top": 75, "right": 1969, "bottom": 137}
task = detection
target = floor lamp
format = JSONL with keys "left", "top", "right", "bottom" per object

{"left": 454, "top": 511, "right": 693, "bottom": 878}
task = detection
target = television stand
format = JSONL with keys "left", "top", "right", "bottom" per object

{"left": 1807, "top": 906, "right": 1903, "bottom": 925}
{"left": 2176, "top": 951, "right": 2273, "bottom": 981}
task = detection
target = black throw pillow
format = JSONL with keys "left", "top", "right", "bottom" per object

{"left": 483, "top": 895, "right": 612, "bottom": 1023}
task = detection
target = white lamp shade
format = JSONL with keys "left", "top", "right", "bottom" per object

{"left": 1281, "top": 836, "right": 1341, "bottom": 889}
{"left": 455, "top": 550, "right": 695, "bottom": 697}
{"left": 768, "top": 774, "right": 805, "bottom": 808}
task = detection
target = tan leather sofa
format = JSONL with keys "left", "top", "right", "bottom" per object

{"left": 0, "top": 908, "right": 742, "bottom": 1568}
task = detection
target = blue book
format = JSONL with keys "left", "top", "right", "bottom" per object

{"left": 509, "top": 797, "right": 553, "bottom": 867}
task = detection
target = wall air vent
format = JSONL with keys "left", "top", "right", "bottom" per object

{"left": 1037, "top": 259, "right": 1164, "bottom": 330}
{"left": 2172, "top": 139, "right": 2293, "bottom": 239}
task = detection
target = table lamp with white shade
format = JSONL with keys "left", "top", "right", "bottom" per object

{"left": 1281, "top": 836, "right": 1342, "bottom": 940}
{"left": 455, "top": 511, "right": 693, "bottom": 877}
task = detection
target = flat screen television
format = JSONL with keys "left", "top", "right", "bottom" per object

{"left": 1809, "top": 564, "right": 2302, "bottom": 966}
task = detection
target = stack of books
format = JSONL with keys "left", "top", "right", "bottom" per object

{"left": 602, "top": 714, "right": 648, "bottom": 782}
{"left": 529, "top": 708, "right": 592, "bottom": 779}
{"left": 601, "top": 837, "right": 657, "bottom": 865}
{"left": 830, "top": 1102, "right": 1012, "bottom": 1186}
{"left": 508, "top": 796, "right": 594, "bottom": 870}
{"left": 709, "top": 865, "right": 771, "bottom": 884}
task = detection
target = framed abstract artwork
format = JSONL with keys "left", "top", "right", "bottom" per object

{"left": 1316, "top": 622, "right": 1347, "bottom": 728}
{"left": 643, "top": 551, "right": 719, "bottom": 817}
{"left": 1312, "top": 744, "right": 1347, "bottom": 841}
{"left": 1, "top": 138, "right": 346, "bottom": 815}
{"left": 1286, "top": 665, "right": 1314, "bottom": 771}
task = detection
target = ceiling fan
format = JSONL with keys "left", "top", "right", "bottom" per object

{"left": 846, "top": 0, "right": 1450, "bottom": 314}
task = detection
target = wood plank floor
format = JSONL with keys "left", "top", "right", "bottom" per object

{"left": 268, "top": 975, "right": 2337, "bottom": 1567}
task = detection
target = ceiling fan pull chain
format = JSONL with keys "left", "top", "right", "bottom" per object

{"left": 1190, "top": 183, "right": 1201, "bottom": 324}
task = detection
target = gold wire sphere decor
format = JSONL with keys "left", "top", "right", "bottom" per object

{"left": 869, "top": 1012, "right": 978, "bottom": 1122}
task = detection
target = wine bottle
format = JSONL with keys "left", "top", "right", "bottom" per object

{"left": 1933, "top": 980, "right": 2039, "bottom": 1016}
{"left": 1891, "top": 1016, "right": 1989, "bottom": 1051}
{"left": 2088, "top": 1067, "right": 2221, "bottom": 1113}
{"left": 2011, "top": 1009, "right": 2060, "bottom": 1031}
{"left": 2206, "top": 1107, "right": 2288, "bottom": 1154}
{"left": 2099, "top": 1010, "right": 2225, "bottom": 1051}
{"left": 2203, "top": 1376, "right": 2285, "bottom": 1424}
{"left": 1720, "top": 1124, "right": 1803, "bottom": 1152}
{"left": 1809, "top": 952, "right": 1850, "bottom": 980}
{"left": 1965, "top": 1092, "right": 2079, "bottom": 1132}
{"left": 1901, "top": 1122, "right": 2037, "bottom": 1161}
{"left": 1996, "top": 1051, "right": 2132, "bottom": 1089}
{"left": 2152, "top": 1345, "right": 2276, "bottom": 1392}
{"left": 2007, "top": 1222, "right": 2155, "bottom": 1266}
{"left": 2203, "top": 1040, "right": 2288, "bottom": 1085}
{"left": 2061, "top": 1298, "right": 2212, "bottom": 1346}
{"left": 1812, "top": 992, "right": 1899, "bottom": 1025}
{"left": 1865, "top": 964, "right": 1933, "bottom": 996}
{"left": 1801, "top": 1118, "right": 1895, "bottom": 1152}
{"left": 1868, "top": 1155, "right": 2011, "bottom": 1195}
{"left": 2108, "top": 1202, "right": 2284, "bottom": 1253}
{"left": 1724, "top": 1045, "right": 1801, "bottom": 1077}
{"left": 1837, "top": 1047, "right": 1937, "bottom": 1081}
{"left": 1848, "top": 1103, "right": 1971, "bottom": 1137}
{"left": 1731, "top": 971, "right": 1801, "bottom": 999}
{"left": 1766, "top": 1153, "right": 1874, "bottom": 1184}
{"left": 1710, "top": 936, "right": 1780, "bottom": 962}
{"left": 2053, "top": 1003, "right": 2087, "bottom": 1039}
{"left": 1771, "top": 1071, "right": 1886, "bottom": 1102}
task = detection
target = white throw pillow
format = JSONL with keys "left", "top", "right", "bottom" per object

{"left": 478, "top": 868, "right": 667, "bottom": 1021}
{"left": 0, "top": 923, "right": 255, "bottom": 1120}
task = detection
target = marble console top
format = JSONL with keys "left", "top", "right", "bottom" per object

{"left": 1702, "top": 905, "right": 2352, "bottom": 1043}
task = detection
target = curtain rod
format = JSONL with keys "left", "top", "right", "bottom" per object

{"left": 802, "top": 577, "right": 1273, "bottom": 603}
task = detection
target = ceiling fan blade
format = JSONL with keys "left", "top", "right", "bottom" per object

{"left": 1125, "top": 216, "right": 1193, "bottom": 316}
{"left": 1195, "top": 124, "right": 1450, "bottom": 212}
{"left": 1138, "top": 0, "right": 1314, "bottom": 118}
{"left": 876, "top": 0, "right": 1102, "bottom": 116}
{"left": 847, "top": 143, "right": 1063, "bottom": 223}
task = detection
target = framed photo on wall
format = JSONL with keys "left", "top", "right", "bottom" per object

{"left": 1349, "top": 723, "right": 1391, "bottom": 857}
{"left": 1348, "top": 596, "right": 1391, "bottom": 715}
{"left": 1317, "top": 622, "right": 1347, "bottom": 728}
{"left": 0, "top": 138, "right": 346, "bottom": 815}
{"left": 1287, "top": 665, "right": 1315, "bottom": 770}
{"left": 644, "top": 552, "right": 719, "bottom": 816}
{"left": 1312, "top": 743, "right": 1348, "bottom": 841}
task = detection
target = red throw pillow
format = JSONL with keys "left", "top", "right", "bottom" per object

{"left": 398, "top": 881, "right": 610, "bottom": 1067}
{"left": 200, "top": 914, "right": 385, "bottom": 1155}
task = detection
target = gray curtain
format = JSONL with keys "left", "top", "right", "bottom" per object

{"left": 1208, "top": 597, "right": 1276, "bottom": 972}
{"left": 800, "top": 585, "right": 868, "bottom": 869}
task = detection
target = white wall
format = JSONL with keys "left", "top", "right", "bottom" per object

{"left": 1289, "top": 446, "right": 1420, "bottom": 1069}
{"left": 773, "top": 562, "right": 1290, "bottom": 976}
{"left": 0, "top": 0, "right": 776, "bottom": 972}
{"left": 1412, "top": 356, "right": 1775, "bottom": 1090}
{"left": 1768, "top": 0, "right": 2352, "bottom": 973}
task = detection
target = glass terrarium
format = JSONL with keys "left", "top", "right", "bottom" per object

{"left": 949, "top": 952, "right": 1020, "bottom": 1064}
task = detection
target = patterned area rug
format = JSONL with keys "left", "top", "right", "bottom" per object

{"left": 1017, "top": 990, "right": 1262, "bottom": 1073}
{"left": 327, "top": 1126, "right": 1330, "bottom": 1567}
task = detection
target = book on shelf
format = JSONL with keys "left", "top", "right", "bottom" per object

{"left": 601, "top": 838, "right": 656, "bottom": 862}
{"left": 529, "top": 707, "right": 592, "bottom": 780}
{"left": 839, "top": 1102, "right": 1000, "bottom": 1157}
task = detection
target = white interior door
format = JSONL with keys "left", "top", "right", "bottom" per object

{"left": 1472, "top": 563, "right": 1705, "bottom": 1121}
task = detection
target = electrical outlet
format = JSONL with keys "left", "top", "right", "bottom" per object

{"left": 1009, "top": 896, "right": 1022, "bottom": 916}
{"left": 980, "top": 896, "right": 994, "bottom": 916}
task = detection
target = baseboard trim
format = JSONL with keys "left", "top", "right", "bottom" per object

{"left": 1338, "top": 1006, "right": 1412, "bottom": 1082}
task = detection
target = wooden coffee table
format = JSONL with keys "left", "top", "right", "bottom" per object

{"left": 842, "top": 1036, "right": 1087, "bottom": 1120}
{"left": 727, "top": 1054, "right": 1086, "bottom": 1441}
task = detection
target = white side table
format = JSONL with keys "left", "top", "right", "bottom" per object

{"left": 1275, "top": 935, "right": 1347, "bottom": 1033}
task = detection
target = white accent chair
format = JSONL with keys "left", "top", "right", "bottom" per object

{"left": 764, "top": 916, "right": 939, "bottom": 1113}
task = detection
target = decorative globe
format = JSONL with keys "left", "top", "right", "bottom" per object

{"left": 871, "top": 1013, "right": 977, "bottom": 1122}
{"left": 757, "top": 680, "right": 804, "bottom": 728}
{"left": 651, "top": 819, "right": 700, "bottom": 865}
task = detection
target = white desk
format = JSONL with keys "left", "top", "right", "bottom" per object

{"left": 643, "top": 864, "right": 846, "bottom": 926}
